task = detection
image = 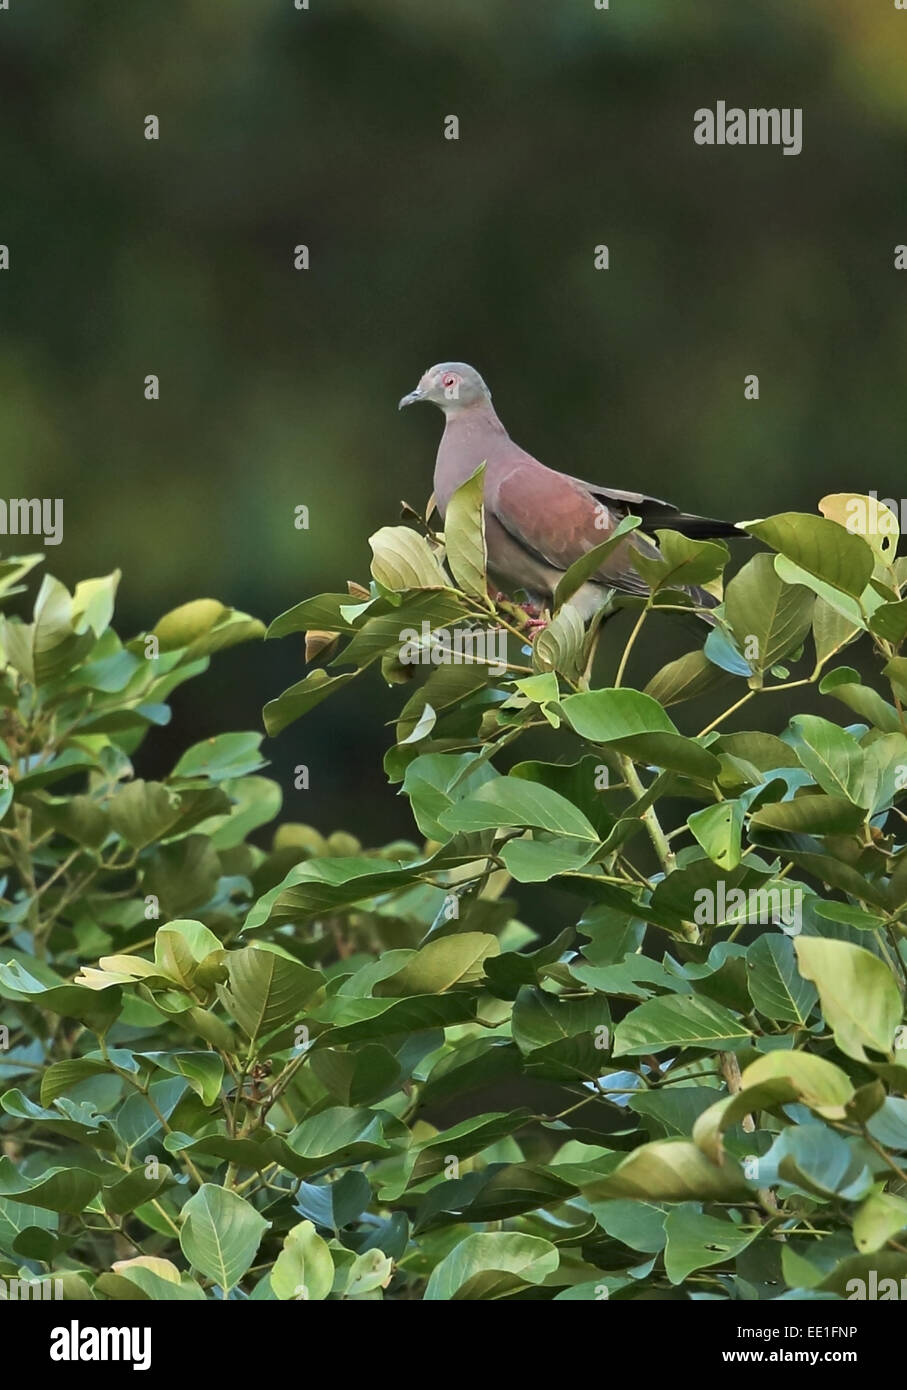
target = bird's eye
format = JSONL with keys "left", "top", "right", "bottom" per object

{"left": 442, "top": 374, "right": 456, "bottom": 388}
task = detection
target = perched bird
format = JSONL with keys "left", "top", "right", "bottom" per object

{"left": 399, "top": 361, "right": 742, "bottom": 623}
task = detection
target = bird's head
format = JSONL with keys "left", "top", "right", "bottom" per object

{"left": 398, "top": 362, "right": 491, "bottom": 415}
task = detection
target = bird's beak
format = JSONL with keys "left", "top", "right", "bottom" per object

{"left": 398, "top": 386, "right": 424, "bottom": 410}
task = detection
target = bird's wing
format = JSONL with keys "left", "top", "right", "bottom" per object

{"left": 561, "top": 476, "right": 675, "bottom": 511}
{"left": 563, "top": 475, "right": 742, "bottom": 540}
{"left": 488, "top": 459, "right": 653, "bottom": 597}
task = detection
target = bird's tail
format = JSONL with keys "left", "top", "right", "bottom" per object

{"left": 667, "top": 514, "right": 743, "bottom": 540}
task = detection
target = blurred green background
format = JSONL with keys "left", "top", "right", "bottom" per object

{"left": 2, "top": 0, "right": 906, "bottom": 844}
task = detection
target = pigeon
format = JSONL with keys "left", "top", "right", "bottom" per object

{"left": 399, "top": 361, "right": 741, "bottom": 622}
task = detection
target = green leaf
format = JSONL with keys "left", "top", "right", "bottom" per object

{"left": 0, "top": 961, "right": 122, "bottom": 1031}
{"left": 152, "top": 918, "right": 224, "bottom": 990}
{"left": 663, "top": 1203, "right": 758, "bottom": 1284}
{"left": 853, "top": 1192, "right": 907, "bottom": 1255}
{"left": 632, "top": 529, "right": 729, "bottom": 592}
{"left": 812, "top": 596, "right": 862, "bottom": 665}
{"left": 870, "top": 599, "right": 907, "bottom": 644}
{"left": 172, "top": 732, "right": 266, "bottom": 782}
{"left": 293, "top": 1172, "right": 372, "bottom": 1231}
{"left": 107, "top": 780, "right": 185, "bottom": 849}
{"left": 788, "top": 714, "right": 868, "bottom": 806}
{"left": 402, "top": 751, "right": 498, "bottom": 841}
{"left": 819, "top": 667, "right": 902, "bottom": 734}
{"left": 220, "top": 946, "right": 323, "bottom": 1043}
{"left": 341, "top": 1248, "right": 393, "bottom": 1299}
{"left": 271, "top": 1220, "right": 334, "bottom": 1301}
{"left": 499, "top": 835, "right": 597, "bottom": 881}
{"left": 141, "top": 1052, "right": 224, "bottom": 1107}
{"left": 714, "top": 730, "right": 801, "bottom": 772}
{"left": 819, "top": 492, "right": 899, "bottom": 562}
{"left": 152, "top": 600, "right": 265, "bottom": 660}
{"left": 776, "top": 555, "right": 868, "bottom": 629}
{"left": 628, "top": 1087, "right": 718, "bottom": 1140}
{"left": 179, "top": 1184, "right": 268, "bottom": 1292}
{"left": 745, "top": 832, "right": 892, "bottom": 909}
{"left": 72, "top": 571, "right": 120, "bottom": 637}
{"left": 37, "top": 793, "right": 110, "bottom": 848}
{"left": 561, "top": 688, "right": 720, "bottom": 780}
{"left": 405, "top": 1111, "right": 529, "bottom": 1186}
{"left": 263, "top": 669, "right": 359, "bottom": 737}
{"left": 394, "top": 655, "right": 494, "bottom": 742}
{"left": 581, "top": 1140, "right": 751, "bottom": 1202}
{"left": 423, "top": 1232, "right": 558, "bottom": 1300}
{"left": 794, "top": 938, "right": 901, "bottom": 1063}
{"left": 100, "top": 1262, "right": 206, "bottom": 1301}
{"left": 439, "top": 775, "right": 598, "bottom": 840}
{"left": 143, "top": 834, "right": 223, "bottom": 917}
{"left": 885, "top": 656, "right": 907, "bottom": 705}
{"left": 40, "top": 1056, "right": 119, "bottom": 1107}
{"left": 812, "top": 901, "right": 887, "bottom": 932}
{"left": 443, "top": 465, "right": 487, "bottom": 598}
{"left": 164, "top": 1131, "right": 292, "bottom": 1174}
{"left": 509, "top": 755, "right": 616, "bottom": 837}
{"left": 513, "top": 671, "right": 560, "bottom": 707}
{"left": 533, "top": 605, "right": 585, "bottom": 679}
{"left": 688, "top": 799, "right": 745, "bottom": 870}
{"left": 285, "top": 1107, "right": 395, "bottom": 1172}
{"left": 723, "top": 552, "right": 814, "bottom": 683}
{"left": 589, "top": 1199, "right": 668, "bottom": 1253}
{"left": 775, "top": 1124, "right": 872, "bottom": 1200}
{"left": 309, "top": 1047, "right": 401, "bottom": 1107}
{"left": 740, "top": 1050, "right": 854, "bottom": 1111}
{"left": 373, "top": 933, "right": 499, "bottom": 996}
{"left": 243, "top": 853, "right": 453, "bottom": 930}
{"left": 743, "top": 513, "right": 875, "bottom": 599}
{"left": 511, "top": 987, "right": 609, "bottom": 1079}
{"left": 266, "top": 592, "right": 364, "bottom": 640}
{"left": 102, "top": 1164, "right": 175, "bottom": 1216}
{"left": 817, "top": 1252, "right": 907, "bottom": 1299}
{"left": 369, "top": 526, "right": 450, "bottom": 590}
{"left": 2, "top": 575, "right": 96, "bottom": 685}
{"left": 342, "top": 591, "right": 467, "bottom": 669}
{"left": 152, "top": 598, "right": 229, "bottom": 649}
{"left": 311, "top": 992, "right": 476, "bottom": 1043}
{"left": 644, "top": 648, "right": 736, "bottom": 708}
{"left": 0, "top": 552, "right": 43, "bottom": 603}
{"left": 749, "top": 793, "right": 867, "bottom": 835}
{"left": 193, "top": 775, "right": 282, "bottom": 850}
{"left": 613, "top": 995, "right": 752, "bottom": 1056}
{"left": 745, "top": 935, "right": 817, "bottom": 1024}
{"left": 0, "top": 1156, "right": 101, "bottom": 1213}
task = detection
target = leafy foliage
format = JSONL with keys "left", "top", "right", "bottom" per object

{"left": 5, "top": 489, "right": 907, "bottom": 1300}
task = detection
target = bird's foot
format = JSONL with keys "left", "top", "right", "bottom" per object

{"left": 514, "top": 600, "right": 550, "bottom": 638}
{"left": 492, "top": 593, "right": 550, "bottom": 638}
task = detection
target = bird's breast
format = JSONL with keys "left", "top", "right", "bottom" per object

{"left": 434, "top": 415, "right": 505, "bottom": 518}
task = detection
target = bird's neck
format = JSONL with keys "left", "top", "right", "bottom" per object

{"left": 434, "top": 403, "right": 509, "bottom": 513}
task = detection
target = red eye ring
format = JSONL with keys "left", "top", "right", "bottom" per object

{"left": 442, "top": 374, "right": 457, "bottom": 388}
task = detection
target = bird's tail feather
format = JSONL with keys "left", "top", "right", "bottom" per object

{"left": 686, "top": 584, "right": 720, "bottom": 627}
{"left": 665, "top": 514, "right": 744, "bottom": 540}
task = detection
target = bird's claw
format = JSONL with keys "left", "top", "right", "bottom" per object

{"left": 492, "top": 592, "right": 550, "bottom": 637}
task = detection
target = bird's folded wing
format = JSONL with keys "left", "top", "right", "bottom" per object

{"left": 562, "top": 476, "right": 674, "bottom": 512}
{"left": 566, "top": 475, "right": 742, "bottom": 539}
{"left": 489, "top": 464, "right": 652, "bottom": 596}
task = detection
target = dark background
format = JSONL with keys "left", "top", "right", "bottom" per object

{"left": 1, "top": 0, "right": 905, "bottom": 850}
